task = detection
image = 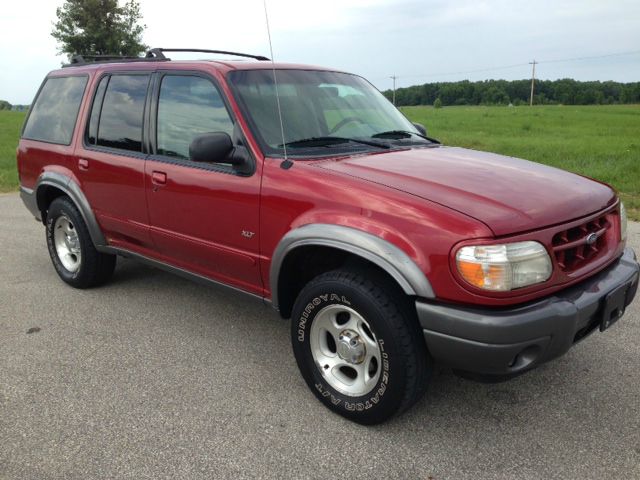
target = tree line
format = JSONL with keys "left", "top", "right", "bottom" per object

{"left": 0, "top": 100, "right": 29, "bottom": 111}
{"left": 383, "top": 79, "right": 640, "bottom": 106}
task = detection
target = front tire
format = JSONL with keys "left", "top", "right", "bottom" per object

{"left": 46, "top": 196, "right": 116, "bottom": 288}
{"left": 291, "top": 269, "right": 431, "bottom": 424}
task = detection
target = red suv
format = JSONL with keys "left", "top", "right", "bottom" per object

{"left": 17, "top": 48, "right": 639, "bottom": 424}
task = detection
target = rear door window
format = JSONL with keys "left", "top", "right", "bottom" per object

{"left": 93, "top": 74, "right": 150, "bottom": 152}
{"left": 22, "top": 76, "right": 88, "bottom": 145}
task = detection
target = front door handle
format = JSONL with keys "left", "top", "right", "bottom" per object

{"left": 151, "top": 171, "right": 167, "bottom": 185}
{"left": 78, "top": 158, "right": 89, "bottom": 171}
{"left": 151, "top": 171, "right": 167, "bottom": 191}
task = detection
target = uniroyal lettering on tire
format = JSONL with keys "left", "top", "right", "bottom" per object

{"left": 290, "top": 269, "right": 431, "bottom": 425}
{"left": 297, "top": 294, "right": 350, "bottom": 342}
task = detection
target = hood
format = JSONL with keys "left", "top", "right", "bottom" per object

{"left": 313, "top": 146, "right": 616, "bottom": 236}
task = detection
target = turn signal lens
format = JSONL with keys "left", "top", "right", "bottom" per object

{"left": 456, "top": 241, "right": 552, "bottom": 291}
{"left": 620, "top": 202, "right": 627, "bottom": 242}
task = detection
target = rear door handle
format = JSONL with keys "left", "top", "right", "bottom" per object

{"left": 151, "top": 171, "right": 167, "bottom": 188}
{"left": 78, "top": 158, "right": 89, "bottom": 171}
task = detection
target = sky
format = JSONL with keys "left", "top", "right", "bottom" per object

{"left": 1, "top": 0, "right": 639, "bottom": 104}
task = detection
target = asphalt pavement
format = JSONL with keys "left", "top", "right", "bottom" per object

{"left": 1, "top": 192, "right": 639, "bottom": 480}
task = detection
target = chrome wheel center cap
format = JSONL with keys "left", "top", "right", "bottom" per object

{"left": 337, "top": 330, "right": 366, "bottom": 364}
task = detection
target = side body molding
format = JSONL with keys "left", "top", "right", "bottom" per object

{"left": 32, "top": 171, "right": 107, "bottom": 248}
{"left": 269, "top": 224, "right": 434, "bottom": 310}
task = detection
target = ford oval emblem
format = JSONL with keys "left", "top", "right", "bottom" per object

{"left": 585, "top": 232, "right": 599, "bottom": 245}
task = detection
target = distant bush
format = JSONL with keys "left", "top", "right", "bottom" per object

{"left": 0, "top": 100, "right": 12, "bottom": 111}
{"left": 434, "top": 98, "right": 442, "bottom": 109}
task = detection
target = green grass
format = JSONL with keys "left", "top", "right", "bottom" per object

{"left": 0, "top": 111, "right": 25, "bottom": 192}
{"left": 401, "top": 104, "right": 640, "bottom": 219}
{"left": 1, "top": 105, "right": 639, "bottom": 219}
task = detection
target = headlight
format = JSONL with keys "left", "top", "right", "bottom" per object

{"left": 620, "top": 202, "right": 627, "bottom": 242}
{"left": 456, "top": 241, "right": 552, "bottom": 291}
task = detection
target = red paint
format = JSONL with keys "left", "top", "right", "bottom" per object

{"left": 314, "top": 147, "right": 616, "bottom": 236}
{"left": 17, "top": 60, "right": 624, "bottom": 308}
{"left": 143, "top": 157, "right": 263, "bottom": 295}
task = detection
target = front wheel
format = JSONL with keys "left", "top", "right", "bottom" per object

{"left": 46, "top": 196, "right": 116, "bottom": 288}
{"left": 291, "top": 269, "right": 431, "bottom": 424}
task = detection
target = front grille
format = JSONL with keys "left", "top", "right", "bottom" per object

{"left": 552, "top": 215, "right": 611, "bottom": 272}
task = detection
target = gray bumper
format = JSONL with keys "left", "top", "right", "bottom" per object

{"left": 417, "top": 248, "right": 639, "bottom": 376}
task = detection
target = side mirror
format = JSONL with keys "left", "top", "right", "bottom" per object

{"left": 412, "top": 122, "right": 427, "bottom": 136}
{"left": 189, "top": 132, "right": 233, "bottom": 163}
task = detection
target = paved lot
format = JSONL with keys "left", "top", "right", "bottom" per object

{"left": 1, "top": 192, "right": 639, "bottom": 480}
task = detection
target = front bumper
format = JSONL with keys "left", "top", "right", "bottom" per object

{"left": 417, "top": 248, "right": 639, "bottom": 376}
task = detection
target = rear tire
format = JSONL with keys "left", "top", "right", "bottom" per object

{"left": 46, "top": 196, "right": 116, "bottom": 288}
{"left": 291, "top": 269, "right": 431, "bottom": 424}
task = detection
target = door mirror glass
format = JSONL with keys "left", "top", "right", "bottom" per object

{"left": 189, "top": 132, "right": 234, "bottom": 163}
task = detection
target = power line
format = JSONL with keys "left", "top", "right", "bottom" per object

{"left": 539, "top": 49, "right": 640, "bottom": 64}
{"left": 396, "top": 62, "right": 529, "bottom": 80}
{"left": 379, "top": 49, "right": 640, "bottom": 84}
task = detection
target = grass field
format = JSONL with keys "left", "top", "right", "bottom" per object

{"left": 0, "top": 111, "right": 24, "bottom": 193}
{"left": 0, "top": 105, "right": 638, "bottom": 218}
{"left": 401, "top": 104, "right": 640, "bottom": 219}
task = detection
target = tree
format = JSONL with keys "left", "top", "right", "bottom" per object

{"left": 433, "top": 98, "right": 442, "bottom": 109}
{"left": 51, "top": 0, "right": 147, "bottom": 59}
{"left": 0, "top": 100, "right": 12, "bottom": 110}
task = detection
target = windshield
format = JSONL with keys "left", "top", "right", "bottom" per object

{"left": 227, "top": 69, "right": 430, "bottom": 157}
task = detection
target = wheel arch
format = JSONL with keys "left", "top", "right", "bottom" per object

{"left": 270, "top": 224, "right": 434, "bottom": 318}
{"left": 35, "top": 171, "right": 107, "bottom": 248}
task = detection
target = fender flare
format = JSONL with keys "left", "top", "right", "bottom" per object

{"left": 270, "top": 224, "right": 434, "bottom": 311}
{"left": 34, "top": 171, "right": 107, "bottom": 248}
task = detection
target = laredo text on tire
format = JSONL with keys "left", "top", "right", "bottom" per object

{"left": 291, "top": 270, "right": 431, "bottom": 424}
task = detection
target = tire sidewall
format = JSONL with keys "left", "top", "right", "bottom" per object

{"left": 46, "top": 199, "right": 85, "bottom": 284}
{"left": 291, "top": 279, "right": 407, "bottom": 423}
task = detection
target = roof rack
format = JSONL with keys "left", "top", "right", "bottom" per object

{"left": 63, "top": 51, "right": 169, "bottom": 68}
{"left": 62, "top": 48, "right": 269, "bottom": 68}
{"left": 146, "top": 48, "right": 270, "bottom": 61}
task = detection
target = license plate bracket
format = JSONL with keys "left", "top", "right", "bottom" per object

{"left": 600, "top": 283, "right": 629, "bottom": 332}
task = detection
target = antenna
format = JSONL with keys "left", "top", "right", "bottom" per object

{"left": 263, "top": 0, "right": 288, "bottom": 161}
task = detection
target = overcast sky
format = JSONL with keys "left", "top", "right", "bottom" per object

{"left": 1, "top": 0, "right": 639, "bottom": 104}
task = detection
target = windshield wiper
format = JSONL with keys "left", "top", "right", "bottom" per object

{"left": 371, "top": 130, "right": 439, "bottom": 143}
{"left": 280, "top": 136, "right": 390, "bottom": 149}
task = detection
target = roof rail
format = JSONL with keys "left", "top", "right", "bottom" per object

{"left": 61, "top": 48, "right": 269, "bottom": 68}
{"left": 146, "top": 48, "right": 270, "bottom": 61}
{"left": 63, "top": 51, "right": 169, "bottom": 68}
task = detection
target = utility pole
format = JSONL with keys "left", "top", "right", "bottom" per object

{"left": 390, "top": 75, "right": 397, "bottom": 105}
{"left": 529, "top": 60, "right": 537, "bottom": 106}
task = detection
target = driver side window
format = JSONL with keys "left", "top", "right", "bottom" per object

{"left": 157, "top": 75, "right": 233, "bottom": 159}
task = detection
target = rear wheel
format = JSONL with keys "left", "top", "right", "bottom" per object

{"left": 291, "top": 269, "right": 431, "bottom": 424}
{"left": 46, "top": 196, "right": 116, "bottom": 288}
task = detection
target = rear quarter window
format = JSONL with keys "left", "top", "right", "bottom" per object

{"left": 22, "top": 76, "right": 88, "bottom": 145}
